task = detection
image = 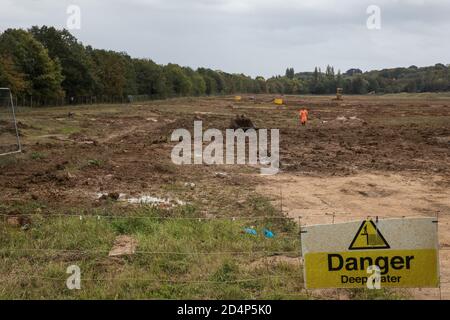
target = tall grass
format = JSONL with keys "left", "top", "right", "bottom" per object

{"left": 0, "top": 205, "right": 304, "bottom": 299}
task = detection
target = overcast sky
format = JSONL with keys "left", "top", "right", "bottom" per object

{"left": 1, "top": 0, "right": 449, "bottom": 77}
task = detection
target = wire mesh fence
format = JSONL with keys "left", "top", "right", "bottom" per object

{"left": 11, "top": 94, "right": 156, "bottom": 109}
{"left": 0, "top": 211, "right": 448, "bottom": 299}
{"left": 0, "top": 88, "right": 21, "bottom": 155}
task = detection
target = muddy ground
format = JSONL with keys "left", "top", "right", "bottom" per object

{"left": 1, "top": 94, "right": 449, "bottom": 299}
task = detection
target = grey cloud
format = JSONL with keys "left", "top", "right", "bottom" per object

{"left": 0, "top": 0, "right": 449, "bottom": 77}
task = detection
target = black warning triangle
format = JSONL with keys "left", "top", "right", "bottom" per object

{"left": 349, "top": 219, "right": 390, "bottom": 250}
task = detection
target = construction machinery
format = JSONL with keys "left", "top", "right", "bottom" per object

{"left": 336, "top": 88, "right": 344, "bottom": 101}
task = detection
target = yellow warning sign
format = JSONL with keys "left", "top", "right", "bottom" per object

{"left": 349, "top": 220, "right": 390, "bottom": 250}
{"left": 301, "top": 218, "right": 440, "bottom": 289}
{"left": 304, "top": 249, "right": 439, "bottom": 289}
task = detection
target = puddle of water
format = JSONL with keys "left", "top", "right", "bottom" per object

{"left": 96, "top": 193, "right": 186, "bottom": 207}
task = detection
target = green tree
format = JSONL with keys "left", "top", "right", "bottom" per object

{"left": 0, "top": 28, "right": 64, "bottom": 100}
{"left": 367, "top": 77, "right": 380, "bottom": 93}
{"left": 133, "top": 58, "right": 167, "bottom": 98}
{"left": 255, "top": 76, "right": 267, "bottom": 93}
{"left": 29, "top": 26, "right": 96, "bottom": 97}
{"left": 351, "top": 76, "right": 369, "bottom": 94}
{"left": 191, "top": 73, "right": 206, "bottom": 96}
{"left": 164, "top": 63, "right": 192, "bottom": 97}
{"left": 336, "top": 70, "right": 343, "bottom": 89}
{"left": 285, "top": 68, "right": 295, "bottom": 79}
{"left": 89, "top": 49, "right": 127, "bottom": 96}
{"left": 0, "top": 54, "right": 28, "bottom": 93}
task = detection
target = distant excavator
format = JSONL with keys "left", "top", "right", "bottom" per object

{"left": 335, "top": 88, "right": 344, "bottom": 101}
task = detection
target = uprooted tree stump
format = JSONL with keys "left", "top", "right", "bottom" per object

{"left": 229, "top": 115, "right": 257, "bottom": 131}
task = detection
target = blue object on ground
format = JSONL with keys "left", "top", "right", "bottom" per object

{"left": 244, "top": 228, "right": 257, "bottom": 235}
{"left": 263, "top": 229, "right": 275, "bottom": 238}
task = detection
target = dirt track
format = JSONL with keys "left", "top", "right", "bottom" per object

{"left": 1, "top": 94, "right": 449, "bottom": 299}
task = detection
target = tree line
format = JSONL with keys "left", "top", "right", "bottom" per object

{"left": 0, "top": 26, "right": 265, "bottom": 104}
{"left": 1, "top": 26, "right": 450, "bottom": 105}
{"left": 275, "top": 64, "right": 450, "bottom": 95}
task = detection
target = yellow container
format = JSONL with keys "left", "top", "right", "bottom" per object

{"left": 234, "top": 96, "right": 242, "bottom": 101}
{"left": 274, "top": 98, "right": 284, "bottom": 105}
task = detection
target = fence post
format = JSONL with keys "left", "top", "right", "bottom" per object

{"left": 436, "top": 211, "right": 442, "bottom": 300}
{"left": 298, "top": 215, "right": 309, "bottom": 298}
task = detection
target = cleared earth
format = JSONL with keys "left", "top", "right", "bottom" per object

{"left": 1, "top": 94, "right": 449, "bottom": 299}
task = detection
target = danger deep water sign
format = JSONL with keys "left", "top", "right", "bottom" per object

{"left": 301, "top": 218, "right": 440, "bottom": 289}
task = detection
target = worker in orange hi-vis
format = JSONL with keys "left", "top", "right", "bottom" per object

{"left": 299, "top": 108, "right": 309, "bottom": 126}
